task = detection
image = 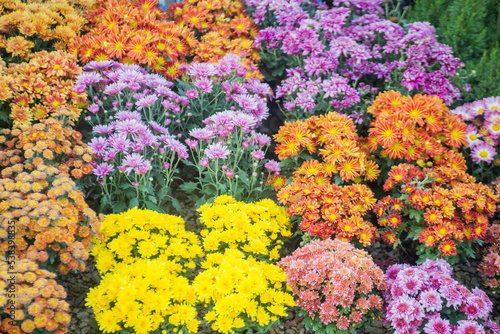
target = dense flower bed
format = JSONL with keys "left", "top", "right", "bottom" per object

{"left": 0, "top": 0, "right": 499, "bottom": 334}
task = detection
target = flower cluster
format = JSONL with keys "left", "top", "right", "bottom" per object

{"left": 451, "top": 96, "right": 500, "bottom": 183}
{"left": 0, "top": 163, "right": 100, "bottom": 275}
{"left": 197, "top": 195, "right": 292, "bottom": 261}
{"left": 194, "top": 248, "right": 295, "bottom": 334}
{"left": 274, "top": 112, "right": 380, "bottom": 183}
{"left": 185, "top": 109, "right": 275, "bottom": 205}
{"left": 478, "top": 220, "right": 500, "bottom": 293}
{"left": 0, "top": 51, "right": 87, "bottom": 125}
{"left": 277, "top": 161, "right": 378, "bottom": 245}
{"left": 247, "top": 0, "right": 464, "bottom": 121}
{"left": 167, "top": 0, "right": 261, "bottom": 78}
{"left": 367, "top": 92, "right": 468, "bottom": 173}
{"left": 0, "top": 0, "right": 94, "bottom": 59}
{"left": 91, "top": 208, "right": 203, "bottom": 275}
{"left": 375, "top": 163, "right": 498, "bottom": 263}
{"left": 279, "top": 239, "right": 386, "bottom": 333}
{"left": 1, "top": 119, "right": 93, "bottom": 182}
{"left": 87, "top": 257, "right": 199, "bottom": 334}
{"left": 0, "top": 259, "right": 71, "bottom": 334}
{"left": 88, "top": 208, "right": 203, "bottom": 334}
{"left": 384, "top": 259, "right": 500, "bottom": 334}
{"left": 70, "top": 0, "right": 196, "bottom": 79}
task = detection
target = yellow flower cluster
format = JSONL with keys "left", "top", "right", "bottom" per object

{"left": 0, "top": 0, "right": 94, "bottom": 58}
{"left": 198, "top": 195, "right": 292, "bottom": 261}
{"left": 86, "top": 258, "right": 199, "bottom": 334}
{"left": 91, "top": 208, "right": 204, "bottom": 275}
{"left": 194, "top": 249, "right": 295, "bottom": 334}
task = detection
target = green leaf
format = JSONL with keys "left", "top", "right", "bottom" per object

{"left": 180, "top": 182, "right": 198, "bottom": 193}
{"left": 170, "top": 197, "right": 182, "bottom": 214}
{"left": 129, "top": 198, "right": 139, "bottom": 209}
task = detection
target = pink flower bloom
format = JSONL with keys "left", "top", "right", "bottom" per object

{"left": 164, "top": 162, "right": 170, "bottom": 169}
{"left": 471, "top": 142, "right": 496, "bottom": 164}
{"left": 194, "top": 78, "right": 214, "bottom": 93}
{"left": 136, "top": 94, "right": 157, "bottom": 109}
{"left": 94, "top": 163, "right": 114, "bottom": 178}
{"left": 132, "top": 182, "right": 139, "bottom": 187}
{"left": 88, "top": 103, "right": 99, "bottom": 114}
{"left": 423, "top": 317, "right": 451, "bottom": 334}
{"left": 200, "top": 158, "right": 209, "bottom": 167}
{"left": 455, "top": 320, "right": 486, "bottom": 334}
{"left": 252, "top": 150, "right": 265, "bottom": 160}
{"left": 225, "top": 170, "right": 234, "bottom": 178}
{"left": 186, "top": 89, "right": 199, "bottom": 99}
{"left": 205, "top": 143, "right": 230, "bottom": 159}
{"left": 419, "top": 289, "right": 443, "bottom": 312}
{"left": 185, "top": 139, "right": 198, "bottom": 149}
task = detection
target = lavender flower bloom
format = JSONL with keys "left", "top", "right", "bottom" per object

{"left": 264, "top": 160, "right": 281, "bottom": 173}
{"left": 233, "top": 112, "right": 257, "bottom": 131}
{"left": 149, "top": 121, "right": 169, "bottom": 134}
{"left": 82, "top": 61, "right": 115, "bottom": 71}
{"left": 76, "top": 72, "right": 103, "bottom": 87}
{"left": 109, "top": 134, "right": 131, "bottom": 152}
{"left": 88, "top": 103, "right": 99, "bottom": 114}
{"left": 252, "top": 150, "right": 265, "bottom": 160}
{"left": 136, "top": 94, "right": 158, "bottom": 109}
{"left": 190, "top": 128, "right": 215, "bottom": 140}
{"left": 104, "top": 82, "right": 128, "bottom": 95}
{"left": 94, "top": 163, "right": 114, "bottom": 178}
{"left": 115, "top": 119, "right": 149, "bottom": 135}
{"left": 115, "top": 111, "right": 142, "bottom": 121}
{"left": 188, "top": 63, "right": 217, "bottom": 77}
{"left": 137, "top": 160, "right": 152, "bottom": 174}
{"left": 164, "top": 138, "right": 189, "bottom": 159}
{"left": 121, "top": 153, "right": 145, "bottom": 175}
{"left": 89, "top": 137, "right": 109, "bottom": 157}
{"left": 194, "top": 78, "right": 214, "bottom": 93}
{"left": 93, "top": 125, "right": 114, "bottom": 135}
{"left": 204, "top": 143, "right": 230, "bottom": 159}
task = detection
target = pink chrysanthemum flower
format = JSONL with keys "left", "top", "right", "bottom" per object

{"left": 423, "top": 317, "right": 452, "bottom": 334}
{"left": 465, "top": 124, "right": 483, "bottom": 147}
{"left": 455, "top": 320, "right": 486, "bottom": 334}
{"left": 419, "top": 289, "right": 442, "bottom": 312}
{"left": 204, "top": 143, "right": 230, "bottom": 160}
{"left": 471, "top": 142, "right": 496, "bottom": 164}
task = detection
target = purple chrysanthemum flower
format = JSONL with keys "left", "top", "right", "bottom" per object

{"left": 144, "top": 73, "right": 171, "bottom": 88}
{"left": 401, "top": 276, "right": 423, "bottom": 296}
{"left": 233, "top": 112, "right": 257, "bottom": 130}
{"left": 103, "top": 82, "right": 128, "bottom": 95}
{"left": 136, "top": 94, "right": 158, "bottom": 109}
{"left": 76, "top": 72, "right": 103, "bottom": 87}
{"left": 93, "top": 125, "right": 114, "bottom": 135}
{"left": 118, "top": 69, "right": 146, "bottom": 85}
{"left": 115, "top": 119, "right": 148, "bottom": 136}
{"left": 204, "top": 143, "right": 230, "bottom": 159}
{"left": 149, "top": 121, "right": 169, "bottom": 134}
{"left": 115, "top": 111, "right": 142, "bottom": 121}
{"left": 439, "top": 284, "right": 463, "bottom": 308}
{"left": 89, "top": 137, "right": 109, "bottom": 157}
{"left": 82, "top": 60, "right": 115, "bottom": 71}
{"left": 121, "top": 153, "right": 144, "bottom": 175}
{"left": 136, "top": 160, "right": 152, "bottom": 174}
{"left": 233, "top": 94, "right": 258, "bottom": 113}
{"left": 94, "top": 162, "right": 114, "bottom": 178}
{"left": 109, "top": 134, "right": 131, "bottom": 152}
{"left": 88, "top": 103, "right": 99, "bottom": 114}
{"left": 164, "top": 138, "right": 189, "bottom": 159}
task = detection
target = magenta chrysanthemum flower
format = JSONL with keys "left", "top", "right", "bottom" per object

{"left": 118, "top": 69, "right": 146, "bottom": 84}
{"left": 88, "top": 103, "right": 99, "bottom": 114}
{"left": 401, "top": 276, "right": 423, "bottom": 296}
{"left": 149, "top": 121, "right": 169, "bottom": 135}
{"left": 251, "top": 150, "right": 265, "bottom": 160}
{"left": 264, "top": 160, "right": 281, "bottom": 173}
{"left": 471, "top": 142, "right": 496, "bottom": 164}
{"left": 109, "top": 134, "right": 131, "bottom": 152}
{"left": 137, "top": 160, "right": 152, "bottom": 174}
{"left": 439, "top": 284, "right": 462, "bottom": 308}
{"left": 233, "top": 112, "right": 257, "bottom": 130}
{"left": 94, "top": 163, "right": 114, "bottom": 178}
{"left": 423, "top": 317, "right": 452, "bottom": 334}
{"left": 194, "top": 78, "right": 214, "bottom": 93}
{"left": 164, "top": 138, "right": 189, "bottom": 159}
{"left": 455, "top": 320, "right": 486, "bottom": 334}
{"left": 465, "top": 124, "right": 483, "bottom": 147}
{"left": 233, "top": 94, "right": 258, "bottom": 113}
{"left": 83, "top": 60, "right": 115, "bottom": 71}
{"left": 93, "top": 125, "right": 113, "bottom": 135}
{"left": 121, "top": 153, "right": 144, "bottom": 175}
{"left": 204, "top": 143, "right": 230, "bottom": 159}
{"left": 103, "top": 82, "right": 128, "bottom": 95}
{"left": 76, "top": 72, "right": 102, "bottom": 86}
{"left": 186, "top": 89, "right": 199, "bottom": 99}
{"left": 419, "top": 289, "right": 442, "bottom": 312}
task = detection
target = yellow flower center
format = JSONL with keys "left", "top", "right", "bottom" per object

{"left": 443, "top": 244, "right": 452, "bottom": 252}
{"left": 470, "top": 134, "right": 478, "bottom": 140}
{"left": 479, "top": 151, "right": 488, "bottom": 158}
{"left": 492, "top": 124, "right": 500, "bottom": 132}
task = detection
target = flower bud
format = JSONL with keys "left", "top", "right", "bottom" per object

{"left": 225, "top": 170, "right": 234, "bottom": 178}
{"left": 222, "top": 164, "right": 227, "bottom": 171}
{"left": 132, "top": 182, "right": 139, "bottom": 187}
{"left": 164, "top": 162, "right": 170, "bottom": 169}
{"left": 201, "top": 158, "right": 209, "bottom": 167}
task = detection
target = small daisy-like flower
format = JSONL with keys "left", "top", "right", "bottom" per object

{"left": 471, "top": 142, "right": 496, "bottom": 164}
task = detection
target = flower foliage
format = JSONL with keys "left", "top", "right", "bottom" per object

{"left": 0, "top": 0, "right": 94, "bottom": 59}
{"left": 274, "top": 112, "right": 380, "bottom": 183}
{"left": 279, "top": 239, "right": 386, "bottom": 333}
{"left": 451, "top": 96, "right": 500, "bottom": 183}
{"left": 167, "top": 0, "right": 261, "bottom": 78}
{"left": 70, "top": 0, "right": 196, "bottom": 79}
{"left": 384, "top": 259, "right": 499, "bottom": 334}
{"left": 0, "top": 259, "right": 71, "bottom": 334}
{"left": 367, "top": 91, "right": 468, "bottom": 180}
{"left": 91, "top": 208, "right": 203, "bottom": 275}
{"left": 277, "top": 161, "right": 378, "bottom": 245}
{"left": 0, "top": 51, "right": 86, "bottom": 125}
{"left": 478, "top": 222, "right": 500, "bottom": 294}
{"left": 197, "top": 195, "right": 292, "bottom": 261}
{"left": 375, "top": 163, "right": 497, "bottom": 264}
{"left": 194, "top": 248, "right": 295, "bottom": 334}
